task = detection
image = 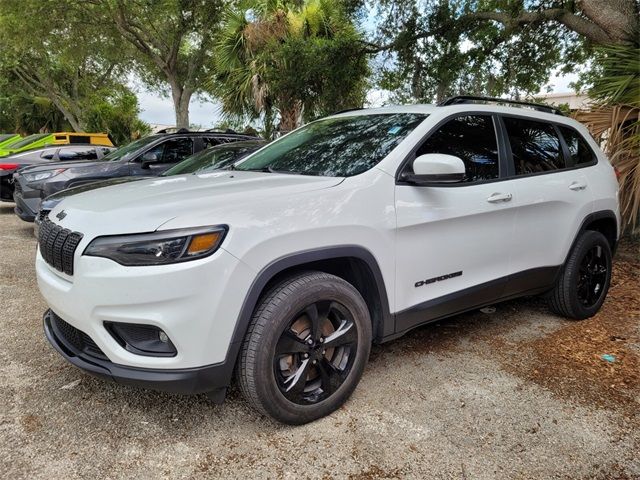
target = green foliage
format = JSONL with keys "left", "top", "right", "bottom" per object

{"left": 92, "top": 0, "right": 227, "bottom": 127}
{"left": 589, "top": 44, "right": 640, "bottom": 107}
{"left": 373, "top": 0, "right": 589, "bottom": 103}
{"left": 212, "top": 0, "right": 369, "bottom": 134}
{"left": 85, "top": 89, "right": 151, "bottom": 146}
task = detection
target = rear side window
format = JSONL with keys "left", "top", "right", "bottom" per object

{"left": 415, "top": 115, "right": 499, "bottom": 182}
{"left": 58, "top": 147, "right": 98, "bottom": 161}
{"left": 504, "top": 117, "right": 565, "bottom": 174}
{"left": 559, "top": 126, "right": 596, "bottom": 166}
{"left": 69, "top": 135, "right": 88, "bottom": 144}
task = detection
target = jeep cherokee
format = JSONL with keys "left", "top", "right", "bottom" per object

{"left": 36, "top": 98, "right": 619, "bottom": 424}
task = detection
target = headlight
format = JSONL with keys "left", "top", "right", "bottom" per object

{"left": 83, "top": 226, "right": 227, "bottom": 266}
{"left": 23, "top": 168, "right": 66, "bottom": 183}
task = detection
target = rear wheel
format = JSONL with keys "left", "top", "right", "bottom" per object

{"left": 237, "top": 271, "right": 372, "bottom": 424}
{"left": 547, "top": 230, "right": 612, "bottom": 320}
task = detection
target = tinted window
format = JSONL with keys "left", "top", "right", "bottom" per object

{"left": 103, "top": 136, "right": 161, "bottom": 162}
{"left": 69, "top": 135, "right": 89, "bottom": 144}
{"left": 236, "top": 114, "right": 427, "bottom": 177}
{"left": 157, "top": 138, "right": 194, "bottom": 163}
{"left": 415, "top": 115, "right": 499, "bottom": 182}
{"left": 58, "top": 147, "right": 98, "bottom": 161}
{"left": 559, "top": 126, "right": 596, "bottom": 166}
{"left": 504, "top": 117, "right": 565, "bottom": 174}
{"left": 162, "top": 141, "right": 265, "bottom": 176}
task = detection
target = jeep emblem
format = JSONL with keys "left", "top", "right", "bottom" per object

{"left": 56, "top": 210, "right": 67, "bottom": 221}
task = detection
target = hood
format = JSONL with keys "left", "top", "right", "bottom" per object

{"left": 18, "top": 159, "right": 118, "bottom": 174}
{"left": 49, "top": 171, "right": 343, "bottom": 236}
{"left": 45, "top": 176, "right": 149, "bottom": 202}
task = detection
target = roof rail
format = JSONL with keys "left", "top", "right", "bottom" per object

{"left": 438, "top": 95, "right": 565, "bottom": 116}
{"left": 204, "top": 128, "right": 239, "bottom": 134}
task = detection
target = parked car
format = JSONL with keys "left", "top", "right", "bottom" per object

{"left": 36, "top": 97, "right": 619, "bottom": 424}
{"left": 12, "top": 130, "right": 259, "bottom": 221}
{"left": 31, "top": 140, "right": 267, "bottom": 233}
{"left": 0, "top": 131, "right": 113, "bottom": 157}
{"left": 0, "top": 144, "right": 116, "bottom": 202}
{"left": 0, "top": 133, "right": 22, "bottom": 150}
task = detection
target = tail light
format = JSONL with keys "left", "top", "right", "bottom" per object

{"left": 0, "top": 163, "right": 19, "bottom": 170}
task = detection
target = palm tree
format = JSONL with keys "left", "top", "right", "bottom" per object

{"left": 212, "top": 0, "right": 366, "bottom": 136}
{"left": 575, "top": 44, "right": 640, "bottom": 232}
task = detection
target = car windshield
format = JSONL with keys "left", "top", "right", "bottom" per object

{"left": 161, "top": 141, "right": 265, "bottom": 176}
{"left": 235, "top": 113, "right": 427, "bottom": 177}
{"left": 6, "top": 133, "right": 48, "bottom": 149}
{"left": 101, "top": 135, "right": 161, "bottom": 162}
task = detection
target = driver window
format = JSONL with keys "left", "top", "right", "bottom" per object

{"left": 161, "top": 138, "right": 194, "bottom": 163}
{"left": 414, "top": 115, "right": 499, "bottom": 182}
{"left": 142, "top": 138, "right": 194, "bottom": 163}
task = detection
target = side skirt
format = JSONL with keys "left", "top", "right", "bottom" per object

{"left": 390, "top": 266, "right": 560, "bottom": 340}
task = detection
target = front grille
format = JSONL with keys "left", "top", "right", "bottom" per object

{"left": 36, "top": 210, "right": 49, "bottom": 224}
{"left": 50, "top": 311, "right": 107, "bottom": 360}
{"left": 38, "top": 217, "right": 83, "bottom": 275}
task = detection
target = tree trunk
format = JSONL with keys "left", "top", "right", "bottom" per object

{"left": 50, "top": 97, "right": 84, "bottom": 132}
{"left": 170, "top": 81, "right": 192, "bottom": 129}
{"left": 279, "top": 102, "right": 301, "bottom": 134}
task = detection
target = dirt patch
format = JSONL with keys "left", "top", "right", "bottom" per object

{"left": 504, "top": 243, "right": 640, "bottom": 417}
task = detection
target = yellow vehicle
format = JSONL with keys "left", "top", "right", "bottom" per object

{"left": 49, "top": 132, "right": 114, "bottom": 146}
{"left": 0, "top": 132, "right": 114, "bottom": 157}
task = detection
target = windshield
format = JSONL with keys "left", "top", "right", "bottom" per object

{"left": 235, "top": 113, "right": 427, "bottom": 177}
{"left": 6, "top": 133, "right": 48, "bottom": 149}
{"left": 161, "top": 141, "right": 265, "bottom": 176}
{"left": 101, "top": 135, "right": 161, "bottom": 162}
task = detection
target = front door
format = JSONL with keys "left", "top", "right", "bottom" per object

{"left": 394, "top": 114, "right": 517, "bottom": 332}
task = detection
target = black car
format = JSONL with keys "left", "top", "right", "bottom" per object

{"left": 0, "top": 144, "right": 115, "bottom": 201}
{"left": 13, "top": 129, "right": 258, "bottom": 221}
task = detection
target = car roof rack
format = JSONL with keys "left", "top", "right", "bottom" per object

{"left": 438, "top": 95, "right": 565, "bottom": 116}
{"left": 204, "top": 128, "right": 239, "bottom": 134}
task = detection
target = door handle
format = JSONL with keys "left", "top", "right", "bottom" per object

{"left": 569, "top": 181, "right": 587, "bottom": 191}
{"left": 487, "top": 192, "right": 513, "bottom": 203}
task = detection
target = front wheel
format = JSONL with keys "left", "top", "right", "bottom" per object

{"left": 237, "top": 271, "right": 372, "bottom": 424}
{"left": 547, "top": 230, "right": 612, "bottom": 320}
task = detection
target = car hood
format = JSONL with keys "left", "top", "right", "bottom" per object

{"left": 18, "top": 159, "right": 116, "bottom": 174}
{"left": 49, "top": 171, "right": 344, "bottom": 236}
{"left": 44, "top": 176, "right": 150, "bottom": 202}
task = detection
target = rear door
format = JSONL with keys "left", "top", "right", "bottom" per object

{"left": 500, "top": 115, "right": 593, "bottom": 291}
{"left": 394, "top": 114, "right": 517, "bottom": 331}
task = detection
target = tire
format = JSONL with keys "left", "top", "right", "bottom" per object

{"left": 547, "top": 230, "right": 612, "bottom": 320}
{"left": 237, "top": 271, "right": 372, "bottom": 424}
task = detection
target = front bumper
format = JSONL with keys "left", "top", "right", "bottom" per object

{"left": 36, "top": 244, "right": 255, "bottom": 371}
{"left": 44, "top": 310, "right": 233, "bottom": 394}
{"left": 13, "top": 179, "right": 42, "bottom": 222}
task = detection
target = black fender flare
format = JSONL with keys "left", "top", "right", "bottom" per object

{"left": 564, "top": 210, "right": 619, "bottom": 264}
{"left": 221, "top": 245, "right": 393, "bottom": 380}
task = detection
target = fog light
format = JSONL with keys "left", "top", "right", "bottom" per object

{"left": 105, "top": 322, "right": 177, "bottom": 357}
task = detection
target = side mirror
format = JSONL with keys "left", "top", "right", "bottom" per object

{"left": 402, "top": 153, "right": 465, "bottom": 185}
{"left": 141, "top": 151, "right": 159, "bottom": 169}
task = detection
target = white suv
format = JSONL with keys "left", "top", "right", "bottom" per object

{"left": 36, "top": 98, "right": 619, "bottom": 424}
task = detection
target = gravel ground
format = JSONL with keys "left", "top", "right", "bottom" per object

{"left": 1, "top": 202, "right": 638, "bottom": 479}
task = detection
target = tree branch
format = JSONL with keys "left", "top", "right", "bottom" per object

{"left": 461, "top": 8, "right": 614, "bottom": 45}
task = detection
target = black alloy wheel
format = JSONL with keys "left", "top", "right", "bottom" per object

{"left": 274, "top": 300, "right": 358, "bottom": 405}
